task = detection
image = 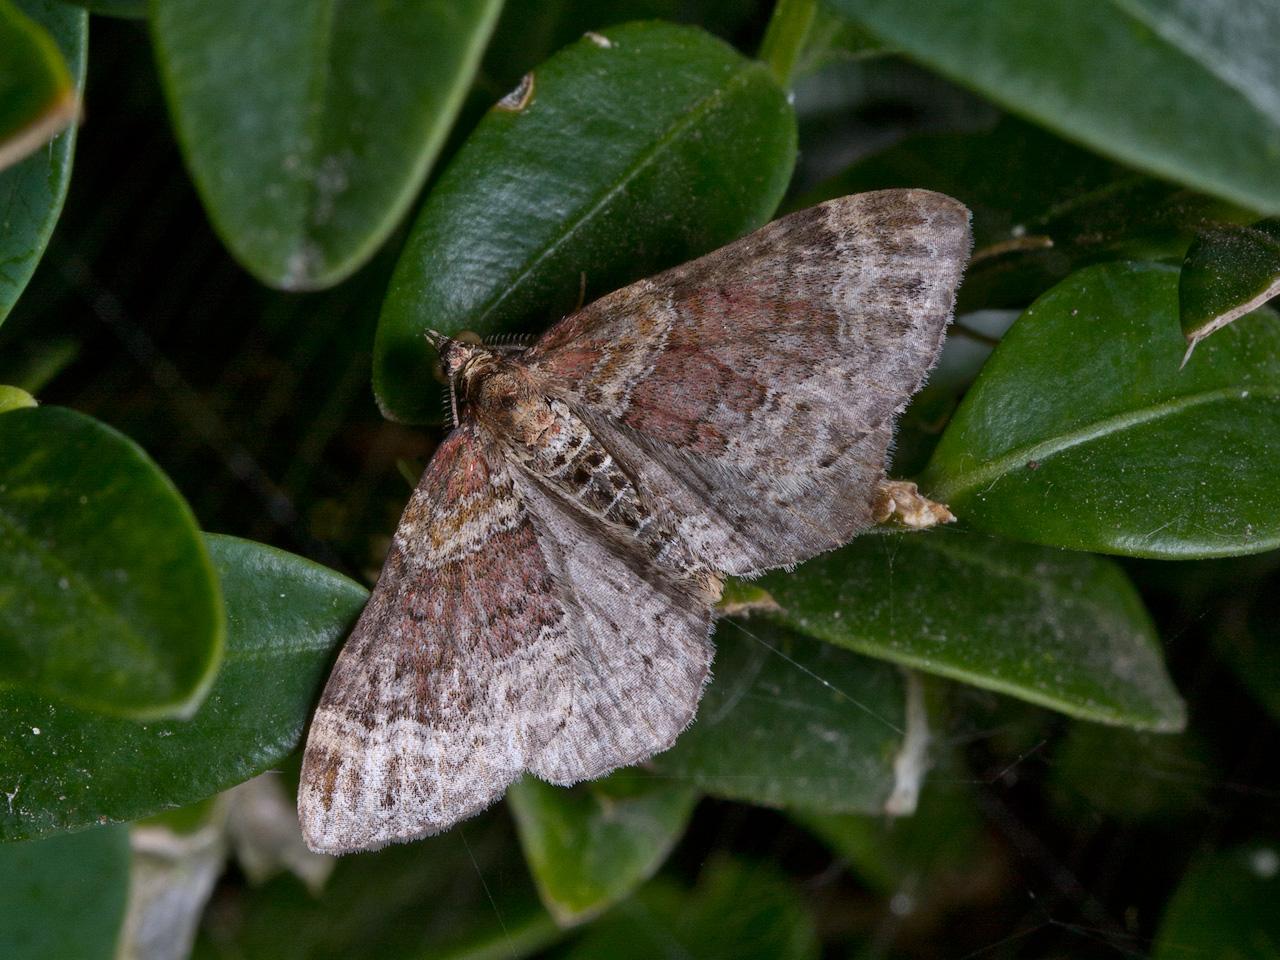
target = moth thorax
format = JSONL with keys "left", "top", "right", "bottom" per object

{"left": 468, "top": 364, "right": 553, "bottom": 444}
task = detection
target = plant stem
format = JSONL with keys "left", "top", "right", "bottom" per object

{"left": 758, "top": 0, "right": 817, "bottom": 88}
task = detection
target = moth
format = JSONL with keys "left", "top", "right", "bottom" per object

{"left": 299, "top": 189, "right": 971, "bottom": 854}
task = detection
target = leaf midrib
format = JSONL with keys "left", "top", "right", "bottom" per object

{"left": 472, "top": 63, "right": 766, "bottom": 329}
{"left": 929, "top": 384, "right": 1280, "bottom": 503}
{"left": 783, "top": 541, "right": 1134, "bottom": 655}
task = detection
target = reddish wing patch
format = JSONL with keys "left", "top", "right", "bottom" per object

{"left": 524, "top": 190, "right": 971, "bottom": 574}
{"left": 299, "top": 427, "right": 573, "bottom": 853}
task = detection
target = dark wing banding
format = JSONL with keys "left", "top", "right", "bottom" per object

{"left": 299, "top": 425, "right": 713, "bottom": 854}
{"left": 524, "top": 189, "right": 972, "bottom": 576}
{"left": 299, "top": 426, "right": 571, "bottom": 853}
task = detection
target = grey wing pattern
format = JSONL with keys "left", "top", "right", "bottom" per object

{"left": 513, "top": 471, "right": 714, "bottom": 786}
{"left": 524, "top": 189, "right": 971, "bottom": 575}
{"left": 299, "top": 426, "right": 573, "bottom": 853}
{"left": 299, "top": 426, "right": 714, "bottom": 853}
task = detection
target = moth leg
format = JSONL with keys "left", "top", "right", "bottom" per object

{"left": 872, "top": 480, "right": 955, "bottom": 529}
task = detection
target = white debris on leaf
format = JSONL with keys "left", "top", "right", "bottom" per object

{"left": 884, "top": 669, "right": 930, "bottom": 817}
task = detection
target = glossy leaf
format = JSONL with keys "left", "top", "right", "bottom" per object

{"left": 827, "top": 0, "right": 1280, "bottom": 215}
{"left": 0, "top": 0, "right": 76, "bottom": 170}
{"left": 756, "top": 530, "right": 1185, "bottom": 731}
{"left": 1181, "top": 218, "right": 1280, "bottom": 354}
{"left": 376, "top": 20, "right": 796, "bottom": 422}
{"left": 0, "top": 0, "right": 85, "bottom": 324}
{"left": 0, "top": 406, "right": 223, "bottom": 719}
{"left": 924, "top": 262, "right": 1280, "bottom": 559}
{"left": 653, "top": 622, "right": 906, "bottom": 813}
{"left": 0, "top": 534, "right": 365, "bottom": 841}
{"left": 194, "top": 816, "right": 561, "bottom": 960}
{"left": 151, "top": 0, "right": 504, "bottom": 290}
{"left": 508, "top": 771, "right": 697, "bottom": 925}
{"left": 0, "top": 825, "right": 130, "bottom": 960}
{"left": 1154, "top": 844, "right": 1280, "bottom": 960}
{"left": 562, "top": 858, "right": 818, "bottom": 960}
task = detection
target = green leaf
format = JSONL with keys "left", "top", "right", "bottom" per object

{"left": 1154, "top": 844, "right": 1280, "bottom": 960}
{"left": 755, "top": 530, "right": 1185, "bottom": 731}
{"left": 791, "top": 6, "right": 887, "bottom": 75}
{"left": 1180, "top": 218, "right": 1280, "bottom": 356}
{"left": 194, "top": 816, "right": 562, "bottom": 960}
{"left": 0, "top": 533, "right": 365, "bottom": 841}
{"left": 0, "top": 0, "right": 76, "bottom": 171}
{"left": 0, "top": 406, "right": 223, "bottom": 719}
{"left": 562, "top": 858, "right": 819, "bottom": 960}
{"left": 376, "top": 20, "right": 796, "bottom": 423}
{"left": 150, "top": 0, "right": 504, "bottom": 290}
{"left": 0, "top": 0, "right": 85, "bottom": 324}
{"left": 0, "top": 825, "right": 130, "bottom": 960}
{"left": 826, "top": 0, "right": 1280, "bottom": 215}
{"left": 758, "top": 0, "right": 819, "bottom": 87}
{"left": 0, "top": 384, "right": 36, "bottom": 413}
{"left": 652, "top": 622, "right": 906, "bottom": 813}
{"left": 924, "top": 262, "right": 1280, "bottom": 559}
{"left": 508, "top": 770, "right": 697, "bottom": 925}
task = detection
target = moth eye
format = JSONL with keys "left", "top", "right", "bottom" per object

{"left": 455, "top": 330, "right": 484, "bottom": 346}
{"left": 430, "top": 359, "right": 447, "bottom": 384}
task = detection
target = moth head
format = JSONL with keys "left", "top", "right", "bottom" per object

{"left": 426, "top": 330, "right": 495, "bottom": 427}
{"left": 426, "top": 330, "right": 488, "bottom": 382}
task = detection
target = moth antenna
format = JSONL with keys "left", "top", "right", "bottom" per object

{"left": 448, "top": 376, "right": 460, "bottom": 429}
{"left": 484, "top": 331, "right": 535, "bottom": 353}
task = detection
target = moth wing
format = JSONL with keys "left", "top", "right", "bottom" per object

{"left": 524, "top": 189, "right": 971, "bottom": 575}
{"left": 299, "top": 426, "right": 714, "bottom": 854}
{"left": 512, "top": 470, "right": 715, "bottom": 786}
{"left": 299, "top": 426, "right": 573, "bottom": 854}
